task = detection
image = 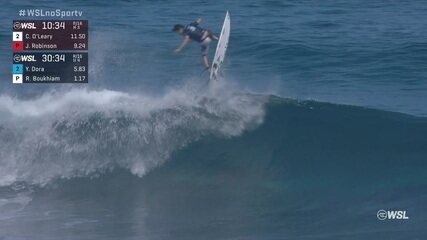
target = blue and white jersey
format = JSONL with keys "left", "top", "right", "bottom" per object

{"left": 183, "top": 22, "right": 206, "bottom": 42}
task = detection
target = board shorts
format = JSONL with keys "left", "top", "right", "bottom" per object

{"left": 200, "top": 37, "right": 212, "bottom": 56}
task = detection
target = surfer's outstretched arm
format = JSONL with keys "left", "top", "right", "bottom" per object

{"left": 175, "top": 36, "right": 190, "bottom": 53}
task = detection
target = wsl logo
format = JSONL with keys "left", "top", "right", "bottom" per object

{"left": 377, "top": 209, "right": 409, "bottom": 221}
{"left": 13, "top": 54, "right": 36, "bottom": 63}
{"left": 13, "top": 22, "right": 36, "bottom": 30}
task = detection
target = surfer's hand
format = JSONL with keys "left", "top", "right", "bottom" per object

{"left": 174, "top": 48, "right": 181, "bottom": 53}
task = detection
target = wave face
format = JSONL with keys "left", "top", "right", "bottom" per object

{"left": 0, "top": 94, "right": 426, "bottom": 239}
{"left": 0, "top": 87, "right": 266, "bottom": 187}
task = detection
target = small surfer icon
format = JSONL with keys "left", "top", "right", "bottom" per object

{"left": 173, "top": 18, "right": 219, "bottom": 70}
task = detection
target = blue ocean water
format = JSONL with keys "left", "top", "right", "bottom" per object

{"left": 0, "top": 1, "right": 426, "bottom": 239}
{"left": 1, "top": 0, "right": 427, "bottom": 115}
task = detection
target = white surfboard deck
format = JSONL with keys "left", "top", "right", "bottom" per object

{"left": 210, "top": 11, "right": 230, "bottom": 81}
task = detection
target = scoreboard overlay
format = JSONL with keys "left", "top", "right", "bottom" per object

{"left": 12, "top": 20, "right": 88, "bottom": 84}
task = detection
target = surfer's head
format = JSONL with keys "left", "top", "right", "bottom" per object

{"left": 172, "top": 24, "right": 185, "bottom": 34}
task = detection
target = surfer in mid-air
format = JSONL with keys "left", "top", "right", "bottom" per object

{"left": 173, "top": 18, "right": 219, "bottom": 70}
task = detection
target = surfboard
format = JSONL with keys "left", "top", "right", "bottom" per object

{"left": 210, "top": 11, "right": 230, "bottom": 81}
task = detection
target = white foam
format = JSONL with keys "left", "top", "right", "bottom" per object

{"left": 0, "top": 84, "right": 266, "bottom": 187}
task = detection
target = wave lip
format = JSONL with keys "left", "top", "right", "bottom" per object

{"left": 0, "top": 87, "right": 266, "bottom": 187}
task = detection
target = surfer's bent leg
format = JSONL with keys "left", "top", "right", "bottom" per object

{"left": 202, "top": 55, "right": 209, "bottom": 69}
{"left": 209, "top": 31, "right": 219, "bottom": 41}
{"left": 200, "top": 37, "right": 212, "bottom": 69}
